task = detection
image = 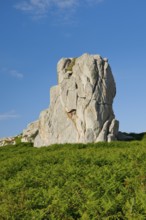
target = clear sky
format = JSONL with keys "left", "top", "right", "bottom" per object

{"left": 0, "top": 0, "right": 146, "bottom": 138}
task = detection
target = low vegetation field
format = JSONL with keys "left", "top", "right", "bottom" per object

{"left": 0, "top": 133, "right": 146, "bottom": 219}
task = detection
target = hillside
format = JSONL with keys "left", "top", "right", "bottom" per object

{"left": 0, "top": 134, "right": 146, "bottom": 219}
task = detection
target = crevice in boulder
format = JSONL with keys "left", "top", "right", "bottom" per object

{"left": 67, "top": 109, "right": 76, "bottom": 119}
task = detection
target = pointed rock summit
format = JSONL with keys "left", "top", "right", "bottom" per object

{"left": 22, "top": 53, "right": 119, "bottom": 147}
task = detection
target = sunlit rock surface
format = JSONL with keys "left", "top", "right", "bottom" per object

{"left": 22, "top": 53, "right": 119, "bottom": 147}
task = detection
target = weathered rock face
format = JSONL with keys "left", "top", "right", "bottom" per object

{"left": 22, "top": 53, "right": 119, "bottom": 147}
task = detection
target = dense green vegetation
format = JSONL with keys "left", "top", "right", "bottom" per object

{"left": 0, "top": 134, "right": 146, "bottom": 219}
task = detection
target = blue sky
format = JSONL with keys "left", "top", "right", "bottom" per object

{"left": 0, "top": 0, "right": 146, "bottom": 138}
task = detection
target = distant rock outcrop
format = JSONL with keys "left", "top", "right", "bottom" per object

{"left": 22, "top": 53, "right": 119, "bottom": 147}
{"left": 0, "top": 135, "right": 21, "bottom": 147}
{"left": 0, "top": 137, "right": 15, "bottom": 147}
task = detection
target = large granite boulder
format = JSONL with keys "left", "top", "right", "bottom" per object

{"left": 22, "top": 53, "right": 119, "bottom": 147}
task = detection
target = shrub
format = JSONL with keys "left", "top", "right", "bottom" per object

{"left": 0, "top": 135, "right": 146, "bottom": 219}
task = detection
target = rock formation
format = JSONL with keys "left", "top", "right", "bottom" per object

{"left": 22, "top": 53, "right": 119, "bottom": 147}
{"left": 0, "top": 136, "right": 20, "bottom": 147}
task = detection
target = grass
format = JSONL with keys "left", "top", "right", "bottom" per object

{"left": 0, "top": 134, "right": 146, "bottom": 219}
